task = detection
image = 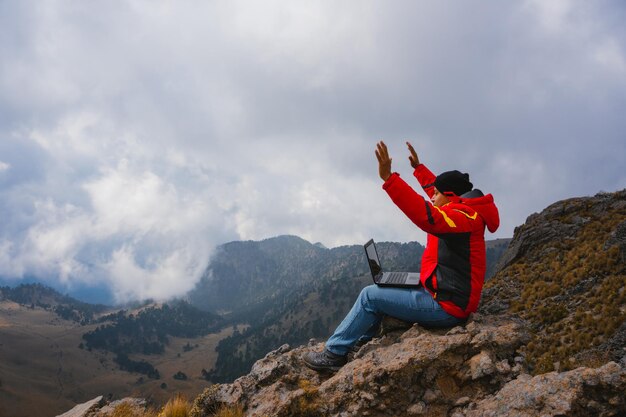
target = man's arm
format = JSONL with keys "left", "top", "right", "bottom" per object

{"left": 414, "top": 165, "right": 437, "bottom": 199}
{"left": 374, "top": 141, "right": 472, "bottom": 235}
{"left": 383, "top": 175, "right": 474, "bottom": 235}
{"left": 406, "top": 141, "right": 436, "bottom": 199}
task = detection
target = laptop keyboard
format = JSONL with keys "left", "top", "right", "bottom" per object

{"left": 385, "top": 272, "right": 408, "bottom": 284}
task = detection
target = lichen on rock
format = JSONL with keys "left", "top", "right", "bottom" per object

{"left": 189, "top": 314, "right": 548, "bottom": 416}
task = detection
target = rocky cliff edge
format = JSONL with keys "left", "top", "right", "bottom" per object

{"left": 188, "top": 314, "right": 625, "bottom": 417}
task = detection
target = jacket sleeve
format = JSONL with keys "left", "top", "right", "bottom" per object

{"left": 413, "top": 164, "right": 437, "bottom": 199}
{"left": 383, "top": 173, "right": 474, "bottom": 235}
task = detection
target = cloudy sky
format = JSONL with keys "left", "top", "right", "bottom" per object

{"left": 1, "top": 1, "right": 625, "bottom": 303}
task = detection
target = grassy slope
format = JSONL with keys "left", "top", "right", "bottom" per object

{"left": 482, "top": 193, "right": 626, "bottom": 374}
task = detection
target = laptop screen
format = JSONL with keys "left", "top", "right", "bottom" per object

{"left": 365, "top": 240, "right": 382, "bottom": 278}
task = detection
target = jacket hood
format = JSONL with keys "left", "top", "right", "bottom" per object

{"left": 455, "top": 193, "right": 500, "bottom": 233}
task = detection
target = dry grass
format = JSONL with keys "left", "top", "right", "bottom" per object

{"left": 111, "top": 402, "right": 158, "bottom": 417}
{"left": 158, "top": 394, "right": 191, "bottom": 417}
{"left": 488, "top": 206, "right": 626, "bottom": 375}
{"left": 102, "top": 393, "right": 243, "bottom": 417}
{"left": 213, "top": 404, "right": 244, "bottom": 417}
{"left": 278, "top": 379, "right": 320, "bottom": 417}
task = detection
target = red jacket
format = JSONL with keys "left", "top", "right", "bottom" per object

{"left": 383, "top": 165, "right": 500, "bottom": 318}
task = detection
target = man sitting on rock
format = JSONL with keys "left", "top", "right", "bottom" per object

{"left": 303, "top": 141, "right": 500, "bottom": 372}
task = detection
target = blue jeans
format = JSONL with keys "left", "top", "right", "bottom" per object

{"left": 326, "top": 285, "right": 465, "bottom": 355}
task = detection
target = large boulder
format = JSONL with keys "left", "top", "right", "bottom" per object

{"left": 191, "top": 314, "right": 534, "bottom": 416}
{"left": 190, "top": 314, "right": 625, "bottom": 416}
{"left": 465, "top": 362, "right": 625, "bottom": 417}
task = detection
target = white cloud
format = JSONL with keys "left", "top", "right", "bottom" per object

{"left": 84, "top": 166, "right": 180, "bottom": 236}
{"left": 0, "top": 162, "right": 9, "bottom": 172}
{"left": 0, "top": 159, "right": 226, "bottom": 302}
{"left": 594, "top": 38, "right": 626, "bottom": 77}
{"left": 103, "top": 245, "right": 205, "bottom": 302}
{"left": 524, "top": 0, "right": 573, "bottom": 34}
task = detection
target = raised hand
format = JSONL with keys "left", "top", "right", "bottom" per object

{"left": 375, "top": 141, "right": 392, "bottom": 181}
{"left": 406, "top": 141, "right": 420, "bottom": 169}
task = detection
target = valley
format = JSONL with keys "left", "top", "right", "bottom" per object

{"left": 0, "top": 301, "right": 233, "bottom": 417}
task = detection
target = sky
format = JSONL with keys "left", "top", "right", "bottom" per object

{"left": 1, "top": 1, "right": 625, "bottom": 303}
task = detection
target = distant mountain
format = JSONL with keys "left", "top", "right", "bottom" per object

{"left": 0, "top": 282, "right": 109, "bottom": 324}
{"left": 485, "top": 238, "right": 511, "bottom": 279}
{"left": 0, "top": 276, "right": 115, "bottom": 305}
{"left": 481, "top": 189, "right": 626, "bottom": 374}
{"left": 188, "top": 235, "right": 424, "bottom": 316}
{"left": 1, "top": 282, "right": 77, "bottom": 306}
{"left": 189, "top": 235, "right": 328, "bottom": 313}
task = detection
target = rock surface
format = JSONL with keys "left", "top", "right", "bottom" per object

{"left": 56, "top": 397, "right": 148, "bottom": 417}
{"left": 493, "top": 190, "right": 626, "bottom": 271}
{"left": 189, "top": 314, "right": 625, "bottom": 416}
{"left": 465, "top": 362, "right": 625, "bottom": 417}
{"left": 56, "top": 396, "right": 103, "bottom": 417}
{"left": 88, "top": 397, "right": 148, "bottom": 416}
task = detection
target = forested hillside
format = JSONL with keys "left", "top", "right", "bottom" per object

{"left": 188, "top": 235, "right": 388, "bottom": 313}
{"left": 81, "top": 301, "right": 223, "bottom": 379}
{"left": 0, "top": 283, "right": 108, "bottom": 324}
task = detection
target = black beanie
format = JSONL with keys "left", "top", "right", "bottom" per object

{"left": 434, "top": 170, "right": 473, "bottom": 196}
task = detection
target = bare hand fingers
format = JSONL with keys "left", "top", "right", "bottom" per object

{"left": 375, "top": 149, "right": 382, "bottom": 163}
{"left": 406, "top": 141, "right": 417, "bottom": 158}
{"left": 376, "top": 142, "right": 384, "bottom": 160}
{"left": 377, "top": 141, "right": 390, "bottom": 160}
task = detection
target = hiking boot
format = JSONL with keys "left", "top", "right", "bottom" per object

{"left": 302, "top": 349, "right": 347, "bottom": 372}
{"left": 346, "top": 338, "right": 368, "bottom": 361}
{"left": 353, "top": 338, "right": 367, "bottom": 351}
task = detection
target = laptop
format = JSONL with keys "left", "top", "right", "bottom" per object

{"left": 364, "top": 239, "right": 421, "bottom": 288}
